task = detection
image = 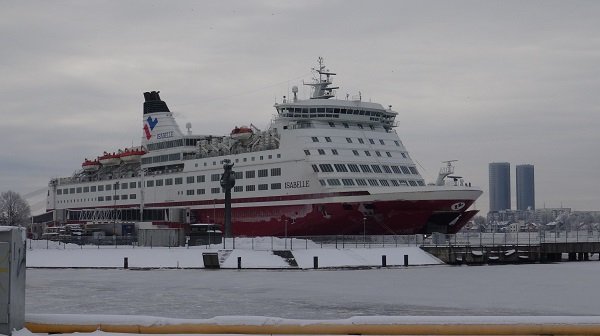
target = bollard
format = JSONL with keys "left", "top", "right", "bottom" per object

{"left": 237, "top": 256, "right": 242, "bottom": 269}
{"left": 313, "top": 256, "right": 319, "bottom": 269}
{"left": 382, "top": 255, "right": 387, "bottom": 267}
{"left": 123, "top": 257, "right": 128, "bottom": 269}
{"left": 404, "top": 254, "right": 409, "bottom": 267}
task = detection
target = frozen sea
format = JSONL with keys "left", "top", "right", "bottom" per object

{"left": 26, "top": 262, "right": 600, "bottom": 319}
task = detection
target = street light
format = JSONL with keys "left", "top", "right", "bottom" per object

{"left": 284, "top": 218, "right": 288, "bottom": 249}
{"left": 363, "top": 216, "right": 367, "bottom": 247}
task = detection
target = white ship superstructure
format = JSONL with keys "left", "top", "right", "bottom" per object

{"left": 46, "top": 59, "right": 482, "bottom": 235}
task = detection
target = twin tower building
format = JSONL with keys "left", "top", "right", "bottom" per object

{"left": 489, "top": 163, "right": 535, "bottom": 212}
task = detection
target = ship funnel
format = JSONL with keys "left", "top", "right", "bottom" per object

{"left": 143, "top": 90, "right": 170, "bottom": 114}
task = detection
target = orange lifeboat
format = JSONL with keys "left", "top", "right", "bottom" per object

{"left": 81, "top": 159, "right": 101, "bottom": 171}
{"left": 231, "top": 126, "right": 253, "bottom": 141}
{"left": 98, "top": 152, "right": 121, "bottom": 166}
{"left": 118, "top": 147, "right": 146, "bottom": 163}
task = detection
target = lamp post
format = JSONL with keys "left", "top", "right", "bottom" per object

{"left": 284, "top": 218, "right": 288, "bottom": 249}
{"left": 363, "top": 216, "right": 367, "bottom": 247}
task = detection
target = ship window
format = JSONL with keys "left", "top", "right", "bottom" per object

{"left": 368, "top": 179, "right": 379, "bottom": 186}
{"left": 359, "top": 110, "right": 365, "bottom": 115}
{"left": 319, "top": 164, "right": 334, "bottom": 172}
{"left": 369, "top": 139, "right": 375, "bottom": 144}
{"left": 234, "top": 186, "right": 243, "bottom": 192}
{"left": 317, "top": 108, "right": 325, "bottom": 113}
{"left": 258, "top": 169, "right": 268, "bottom": 177}
{"left": 156, "top": 179, "right": 163, "bottom": 186}
{"left": 400, "top": 166, "right": 410, "bottom": 174}
{"left": 328, "top": 122, "right": 335, "bottom": 128}
{"left": 175, "top": 177, "right": 183, "bottom": 185}
{"left": 331, "top": 149, "right": 339, "bottom": 155}
{"left": 271, "top": 168, "right": 281, "bottom": 176}
{"left": 334, "top": 164, "right": 348, "bottom": 172}
{"left": 211, "top": 187, "right": 220, "bottom": 194}
{"left": 417, "top": 180, "right": 425, "bottom": 186}
{"left": 165, "top": 178, "right": 173, "bottom": 186}
{"left": 252, "top": 157, "right": 255, "bottom": 161}
{"left": 204, "top": 162, "right": 208, "bottom": 166}
{"left": 319, "top": 179, "right": 326, "bottom": 186}
{"left": 196, "top": 175, "right": 205, "bottom": 183}
{"left": 401, "top": 152, "right": 407, "bottom": 158}
{"left": 311, "top": 137, "right": 319, "bottom": 142}
{"left": 343, "top": 123, "right": 349, "bottom": 128}
{"left": 187, "top": 189, "right": 195, "bottom": 195}
{"left": 245, "top": 170, "right": 255, "bottom": 179}
{"left": 268, "top": 155, "right": 272, "bottom": 159}
{"left": 121, "top": 194, "right": 128, "bottom": 200}
{"left": 380, "top": 180, "right": 390, "bottom": 186}
{"left": 114, "top": 195, "right": 120, "bottom": 200}
{"left": 312, "top": 164, "right": 319, "bottom": 172}
{"left": 271, "top": 183, "right": 281, "bottom": 190}
{"left": 409, "top": 167, "right": 419, "bottom": 175}
{"left": 348, "top": 164, "right": 360, "bottom": 173}
{"left": 245, "top": 185, "right": 255, "bottom": 192}
{"left": 304, "top": 150, "right": 311, "bottom": 155}
{"left": 130, "top": 194, "right": 137, "bottom": 199}
{"left": 146, "top": 180, "right": 154, "bottom": 187}
{"left": 211, "top": 174, "right": 220, "bottom": 181}
{"left": 360, "top": 165, "right": 372, "bottom": 173}
{"left": 408, "top": 180, "right": 417, "bottom": 186}
{"left": 391, "top": 166, "right": 401, "bottom": 174}
{"left": 69, "top": 188, "right": 76, "bottom": 193}
{"left": 391, "top": 180, "right": 399, "bottom": 186}
{"left": 57, "top": 189, "right": 62, "bottom": 195}
{"left": 379, "top": 139, "right": 385, "bottom": 145}
{"left": 258, "top": 184, "right": 268, "bottom": 191}
{"left": 197, "top": 189, "right": 205, "bottom": 195}
{"left": 105, "top": 196, "right": 111, "bottom": 201}
{"left": 76, "top": 187, "right": 82, "bottom": 193}
{"left": 346, "top": 137, "right": 352, "bottom": 143}
{"left": 243, "top": 158, "right": 247, "bottom": 162}
{"left": 394, "top": 140, "right": 400, "bottom": 146}
{"left": 318, "top": 149, "right": 325, "bottom": 155}
{"left": 98, "top": 196, "right": 104, "bottom": 201}
{"left": 325, "top": 137, "right": 332, "bottom": 142}
{"left": 364, "top": 151, "right": 371, "bottom": 157}
{"left": 277, "top": 154, "right": 281, "bottom": 158}
{"left": 386, "top": 152, "right": 392, "bottom": 157}
{"left": 83, "top": 186, "right": 89, "bottom": 193}
{"left": 327, "top": 179, "right": 341, "bottom": 186}
{"left": 371, "top": 165, "right": 382, "bottom": 173}
{"left": 310, "top": 108, "right": 317, "bottom": 113}
{"left": 235, "top": 171, "right": 243, "bottom": 179}
{"left": 352, "top": 150, "right": 359, "bottom": 156}
{"left": 356, "top": 179, "right": 367, "bottom": 186}
{"left": 342, "top": 178, "right": 355, "bottom": 186}
{"left": 375, "top": 151, "right": 382, "bottom": 157}
{"left": 358, "top": 138, "right": 364, "bottom": 144}
{"left": 187, "top": 176, "right": 195, "bottom": 184}
{"left": 130, "top": 182, "right": 136, "bottom": 188}
{"left": 121, "top": 183, "right": 128, "bottom": 190}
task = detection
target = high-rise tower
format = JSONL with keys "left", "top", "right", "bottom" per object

{"left": 516, "top": 164, "right": 535, "bottom": 210}
{"left": 489, "top": 162, "right": 511, "bottom": 212}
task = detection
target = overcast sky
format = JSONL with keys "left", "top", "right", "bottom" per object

{"left": 1, "top": 1, "right": 599, "bottom": 214}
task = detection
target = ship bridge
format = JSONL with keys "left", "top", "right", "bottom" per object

{"left": 274, "top": 58, "right": 398, "bottom": 131}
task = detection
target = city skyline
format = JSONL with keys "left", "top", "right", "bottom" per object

{"left": 1, "top": 1, "right": 599, "bottom": 215}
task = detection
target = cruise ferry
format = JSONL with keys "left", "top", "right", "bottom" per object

{"left": 46, "top": 59, "right": 482, "bottom": 236}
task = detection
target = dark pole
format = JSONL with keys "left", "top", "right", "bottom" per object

{"left": 220, "top": 159, "right": 236, "bottom": 238}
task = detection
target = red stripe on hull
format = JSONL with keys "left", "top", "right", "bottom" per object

{"left": 192, "top": 198, "right": 477, "bottom": 236}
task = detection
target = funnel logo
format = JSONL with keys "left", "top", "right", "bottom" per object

{"left": 144, "top": 116, "right": 158, "bottom": 140}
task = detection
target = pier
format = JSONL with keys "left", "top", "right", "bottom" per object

{"left": 422, "top": 231, "right": 600, "bottom": 264}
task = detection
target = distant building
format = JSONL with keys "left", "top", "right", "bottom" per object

{"left": 489, "top": 162, "right": 511, "bottom": 212}
{"left": 516, "top": 164, "right": 535, "bottom": 211}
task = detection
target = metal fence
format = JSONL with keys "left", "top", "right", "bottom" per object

{"left": 426, "top": 230, "right": 600, "bottom": 247}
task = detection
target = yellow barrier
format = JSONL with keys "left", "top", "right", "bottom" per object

{"left": 25, "top": 321, "right": 600, "bottom": 335}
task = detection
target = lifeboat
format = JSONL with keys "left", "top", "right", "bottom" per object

{"left": 98, "top": 152, "right": 121, "bottom": 166}
{"left": 81, "top": 159, "right": 101, "bottom": 171}
{"left": 118, "top": 147, "right": 146, "bottom": 163}
{"left": 231, "top": 126, "right": 253, "bottom": 141}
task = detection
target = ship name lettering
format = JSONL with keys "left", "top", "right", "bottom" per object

{"left": 156, "top": 131, "right": 174, "bottom": 139}
{"left": 285, "top": 180, "right": 309, "bottom": 189}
